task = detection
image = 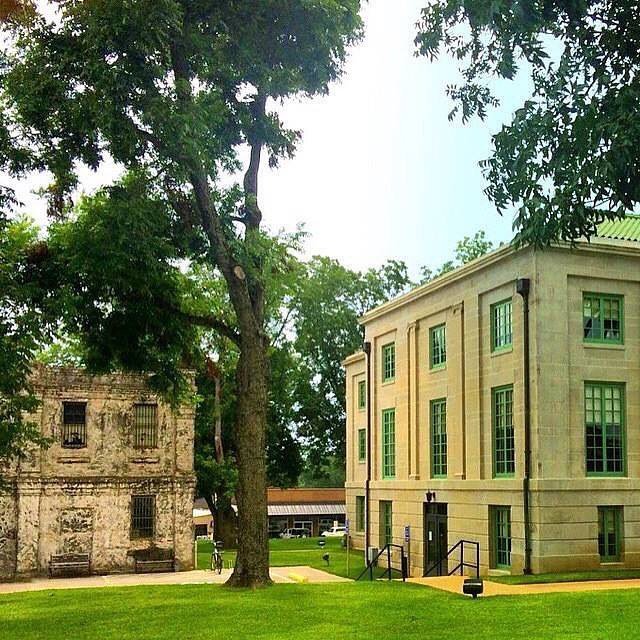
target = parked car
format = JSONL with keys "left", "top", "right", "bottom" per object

{"left": 321, "top": 525, "right": 346, "bottom": 537}
{"left": 280, "top": 527, "right": 311, "bottom": 539}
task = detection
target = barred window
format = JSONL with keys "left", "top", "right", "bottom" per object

{"left": 62, "top": 402, "right": 87, "bottom": 448}
{"left": 134, "top": 403, "right": 158, "bottom": 448}
{"left": 358, "top": 380, "right": 366, "bottom": 410}
{"left": 131, "top": 495, "right": 155, "bottom": 539}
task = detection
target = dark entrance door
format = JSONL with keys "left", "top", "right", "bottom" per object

{"left": 424, "top": 503, "right": 448, "bottom": 576}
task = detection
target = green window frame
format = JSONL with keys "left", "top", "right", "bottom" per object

{"left": 431, "top": 398, "right": 447, "bottom": 478}
{"left": 490, "top": 506, "right": 511, "bottom": 569}
{"left": 357, "top": 380, "right": 366, "bottom": 410}
{"left": 598, "top": 506, "right": 623, "bottom": 562}
{"left": 491, "top": 299, "right": 513, "bottom": 351}
{"left": 380, "top": 500, "right": 393, "bottom": 546}
{"left": 381, "top": 408, "right": 396, "bottom": 479}
{"left": 382, "top": 342, "right": 396, "bottom": 383}
{"left": 583, "top": 293, "right": 624, "bottom": 344}
{"left": 493, "top": 385, "right": 515, "bottom": 477}
{"left": 585, "top": 382, "right": 625, "bottom": 476}
{"left": 358, "top": 428, "right": 366, "bottom": 463}
{"left": 430, "top": 324, "right": 447, "bottom": 369}
{"left": 355, "top": 496, "right": 365, "bottom": 532}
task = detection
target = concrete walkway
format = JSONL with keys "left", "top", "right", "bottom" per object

{"left": 0, "top": 566, "right": 349, "bottom": 596}
{"left": 409, "top": 574, "right": 640, "bottom": 597}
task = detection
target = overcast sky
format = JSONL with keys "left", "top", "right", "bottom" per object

{"left": 15, "top": 0, "right": 533, "bottom": 280}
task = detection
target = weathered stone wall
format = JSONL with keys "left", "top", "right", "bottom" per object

{"left": 1, "top": 367, "right": 195, "bottom": 580}
{"left": 0, "top": 485, "right": 17, "bottom": 579}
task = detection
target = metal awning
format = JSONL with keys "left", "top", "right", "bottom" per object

{"left": 267, "top": 504, "right": 346, "bottom": 517}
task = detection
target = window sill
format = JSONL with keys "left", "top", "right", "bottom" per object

{"left": 57, "top": 455, "right": 90, "bottom": 464}
{"left": 583, "top": 342, "right": 625, "bottom": 351}
{"left": 358, "top": 460, "right": 366, "bottom": 465}
{"left": 381, "top": 379, "right": 395, "bottom": 387}
{"left": 491, "top": 346, "right": 513, "bottom": 357}
{"left": 129, "top": 457, "right": 160, "bottom": 464}
{"left": 430, "top": 364, "right": 446, "bottom": 373}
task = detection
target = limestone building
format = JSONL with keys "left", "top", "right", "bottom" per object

{"left": 345, "top": 219, "right": 640, "bottom": 576}
{"left": 0, "top": 366, "right": 196, "bottom": 580}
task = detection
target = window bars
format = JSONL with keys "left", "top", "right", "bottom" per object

{"left": 134, "top": 403, "right": 158, "bottom": 449}
{"left": 131, "top": 495, "right": 155, "bottom": 539}
{"left": 62, "top": 402, "right": 87, "bottom": 448}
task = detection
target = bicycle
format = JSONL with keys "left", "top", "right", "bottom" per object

{"left": 210, "top": 540, "right": 224, "bottom": 574}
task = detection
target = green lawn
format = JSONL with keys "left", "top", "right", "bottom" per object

{"left": 4, "top": 581, "right": 640, "bottom": 639}
{"left": 488, "top": 567, "right": 640, "bottom": 585}
{"left": 197, "top": 537, "right": 389, "bottom": 580}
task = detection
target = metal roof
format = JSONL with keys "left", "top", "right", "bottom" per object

{"left": 268, "top": 504, "right": 346, "bottom": 517}
{"left": 597, "top": 215, "right": 640, "bottom": 241}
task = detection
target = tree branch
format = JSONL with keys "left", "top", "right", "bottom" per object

{"left": 178, "top": 309, "right": 240, "bottom": 345}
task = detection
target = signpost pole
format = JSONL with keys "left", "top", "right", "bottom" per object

{"left": 404, "top": 525, "right": 411, "bottom": 578}
{"left": 345, "top": 518, "right": 350, "bottom": 578}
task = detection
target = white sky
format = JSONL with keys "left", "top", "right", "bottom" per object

{"left": 12, "top": 0, "right": 533, "bottom": 280}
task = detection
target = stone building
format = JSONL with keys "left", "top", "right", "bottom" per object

{"left": 0, "top": 366, "right": 196, "bottom": 580}
{"left": 345, "top": 218, "right": 640, "bottom": 577}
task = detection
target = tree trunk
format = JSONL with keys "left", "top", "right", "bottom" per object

{"left": 226, "top": 338, "right": 271, "bottom": 587}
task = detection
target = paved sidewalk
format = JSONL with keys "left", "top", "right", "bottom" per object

{"left": 409, "top": 574, "right": 640, "bottom": 597}
{"left": 0, "top": 566, "right": 348, "bottom": 595}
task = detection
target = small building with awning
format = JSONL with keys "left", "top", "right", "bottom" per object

{"left": 193, "top": 487, "right": 345, "bottom": 539}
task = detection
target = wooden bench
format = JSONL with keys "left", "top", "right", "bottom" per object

{"left": 134, "top": 547, "right": 175, "bottom": 573}
{"left": 49, "top": 553, "right": 91, "bottom": 578}
{"left": 134, "top": 557, "right": 175, "bottom": 573}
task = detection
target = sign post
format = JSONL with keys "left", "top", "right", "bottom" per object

{"left": 404, "top": 525, "right": 411, "bottom": 578}
{"left": 345, "top": 518, "right": 350, "bottom": 577}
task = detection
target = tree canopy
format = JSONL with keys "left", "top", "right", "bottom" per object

{"left": 416, "top": 1, "right": 640, "bottom": 245}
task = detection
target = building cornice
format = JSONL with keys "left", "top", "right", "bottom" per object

{"left": 342, "top": 351, "right": 366, "bottom": 367}
{"left": 359, "top": 238, "right": 640, "bottom": 326}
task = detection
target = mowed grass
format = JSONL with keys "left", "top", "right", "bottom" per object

{"left": 489, "top": 567, "right": 640, "bottom": 585}
{"left": 4, "top": 581, "right": 640, "bottom": 640}
{"left": 196, "top": 537, "right": 388, "bottom": 579}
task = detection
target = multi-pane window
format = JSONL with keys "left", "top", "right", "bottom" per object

{"left": 356, "top": 496, "right": 365, "bottom": 532}
{"left": 134, "top": 403, "right": 158, "bottom": 449}
{"left": 430, "top": 324, "right": 447, "bottom": 369}
{"left": 131, "top": 495, "right": 155, "bottom": 539}
{"left": 431, "top": 399, "right": 447, "bottom": 478}
{"left": 381, "top": 408, "right": 396, "bottom": 479}
{"left": 380, "top": 500, "right": 393, "bottom": 546}
{"left": 493, "top": 386, "right": 515, "bottom": 476}
{"left": 598, "top": 506, "right": 622, "bottom": 562}
{"left": 382, "top": 342, "right": 396, "bottom": 382}
{"left": 491, "top": 506, "right": 511, "bottom": 568}
{"left": 585, "top": 383, "right": 625, "bottom": 475}
{"left": 358, "top": 380, "right": 366, "bottom": 410}
{"left": 491, "top": 299, "right": 513, "bottom": 351}
{"left": 62, "top": 402, "right": 87, "bottom": 448}
{"left": 583, "top": 294, "right": 623, "bottom": 344}
{"left": 358, "top": 428, "right": 366, "bottom": 463}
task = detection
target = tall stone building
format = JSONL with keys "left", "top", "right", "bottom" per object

{"left": 345, "top": 218, "right": 640, "bottom": 577}
{"left": 0, "top": 366, "right": 196, "bottom": 580}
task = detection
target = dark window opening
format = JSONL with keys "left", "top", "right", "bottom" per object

{"left": 62, "top": 402, "right": 87, "bottom": 448}
{"left": 131, "top": 495, "right": 155, "bottom": 539}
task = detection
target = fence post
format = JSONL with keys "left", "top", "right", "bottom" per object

{"left": 460, "top": 542, "right": 464, "bottom": 576}
{"left": 476, "top": 542, "right": 480, "bottom": 577}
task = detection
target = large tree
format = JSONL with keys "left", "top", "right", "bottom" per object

{"left": 416, "top": 1, "right": 640, "bottom": 245}
{"left": 1, "top": 1, "right": 362, "bottom": 586}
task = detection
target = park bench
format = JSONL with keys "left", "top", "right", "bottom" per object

{"left": 49, "top": 553, "right": 91, "bottom": 577}
{"left": 133, "top": 548, "right": 175, "bottom": 573}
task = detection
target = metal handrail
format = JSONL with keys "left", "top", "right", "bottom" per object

{"left": 356, "top": 543, "right": 408, "bottom": 582}
{"left": 424, "top": 539, "right": 480, "bottom": 578}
